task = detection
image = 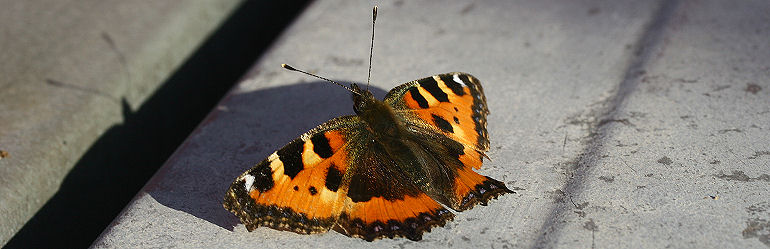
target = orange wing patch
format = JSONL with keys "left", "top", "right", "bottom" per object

{"left": 223, "top": 129, "right": 351, "bottom": 234}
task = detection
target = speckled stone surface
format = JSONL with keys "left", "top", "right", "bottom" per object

{"left": 0, "top": 0, "right": 242, "bottom": 245}
{"left": 93, "top": 0, "right": 770, "bottom": 248}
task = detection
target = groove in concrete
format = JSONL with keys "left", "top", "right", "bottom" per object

{"left": 532, "top": 0, "right": 681, "bottom": 247}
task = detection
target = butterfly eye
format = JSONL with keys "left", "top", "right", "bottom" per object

{"left": 353, "top": 95, "right": 366, "bottom": 114}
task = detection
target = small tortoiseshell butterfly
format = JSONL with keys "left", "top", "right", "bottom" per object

{"left": 224, "top": 6, "right": 513, "bottom": 241}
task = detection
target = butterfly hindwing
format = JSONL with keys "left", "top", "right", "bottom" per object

{"left": 335, "top": 139, "right": 454, "bottom": 241}
{"left": 223, "top": 116, "right": 363, "bottom": 234}
{"left": 405, "top": 126, "right": 513, "bottom": 211}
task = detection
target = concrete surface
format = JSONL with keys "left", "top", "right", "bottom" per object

{"left": 93, "top": 0, "right": 770, "bottom": 248}
{"left": 0, "top": 0, "right": 243, "bottom": 245}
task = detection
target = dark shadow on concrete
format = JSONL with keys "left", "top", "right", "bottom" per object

{"left": 145, "top": 82, "right": 387, "bottom": 231}
{"left": 532, "top": 0, "right": 681, "bottom": 247}
{"left": 3, "top": 1, "right": 311, "bottom": 248}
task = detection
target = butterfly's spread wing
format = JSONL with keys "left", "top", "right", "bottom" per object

{"left": 387, "top": 72, "right": 490, "bottom": 152}
{"left": 223, "top": 115, "right": 362, "bottom": 234}
{"left": 224, "top": 115, "right": 453, "bottom": 241}
{"left": 384, "top": 72, "right": 513, "bottom": 211}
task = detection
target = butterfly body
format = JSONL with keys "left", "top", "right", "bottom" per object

{"left": 224, "top": 73, "right": 513, "bottom": 241}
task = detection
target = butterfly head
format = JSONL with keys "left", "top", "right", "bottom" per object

{"left": 351, "top": 83, "right": 376, "bottom": 115}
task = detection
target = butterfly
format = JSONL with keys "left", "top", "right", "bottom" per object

{"left": 223, "top": 6, "right": 513, "bottom": 242}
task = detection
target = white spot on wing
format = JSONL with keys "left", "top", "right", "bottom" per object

{"left": 268, "top": 152, "right": 279, "bottom": 161}
{"left": 453, "top": 74, "right": 467, "bottom": 87}
{"left": 243, "top": 174, "right": 255, "bottom": 191}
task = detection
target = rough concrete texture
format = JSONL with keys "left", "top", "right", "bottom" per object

{"left": 0, "top": 0, "right": 242, "bottom": 245}
{"left": 94, "top": 0, "right": 769, "bottom": 248}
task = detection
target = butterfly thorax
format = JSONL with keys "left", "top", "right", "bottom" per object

{"left": 351, "top": 84, "right": 438, "bottom": 190}
{"left": 352, "top": 84, "right": 403, "bottom": 140}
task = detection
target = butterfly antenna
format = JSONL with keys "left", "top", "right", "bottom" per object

{"left": 281, "top": 64, "right": 361, "bottom": 95}
{"left": 366, "top": 6, "right": 378, "bottom": 91}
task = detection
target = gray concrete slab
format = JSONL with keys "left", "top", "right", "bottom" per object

{"left": 94, "top": 0, "right": 770, "bottom": 248}
{"left": 530, "top": 1, "right": 770, "bottom": 248}
{"left": 0, "top": 0, "right": 242, "bottom": 245}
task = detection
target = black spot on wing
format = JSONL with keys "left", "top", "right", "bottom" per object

{"left": 310, "top": 133, "right": 334, "bottom": 158}
{"left": 309, "top": 186, "right": 318, "bottom": 195}
{"left": 278, "top": 138, "right": 304, "bottom": 179}
{"left": 453, "top": 116, "right": 460, "bottom": 124}
{"left": 293, "top": 186, "right": 299, "bottom": 191}
{"left": 248, "top": 160, "right": 274, "bottom": 192}
{"left": 325, "top": 164, "right": 342, "bottom": 192}
{"left": 446, "top": 139, "right": 465, "bottom": 159}
{"left": 439, "top": 74, "right": 466, "bottom": 96}
{"left": 418, "top": 77, "right": 449, "bottom": 102}
{"left": 347, "top": 172, "right": 377, "bottom": 202}
{"left": 408, "top": 87, "right": 429, "bottom": 108}
{"left": 432, "top": 114, "right": 454, "bottom": 133}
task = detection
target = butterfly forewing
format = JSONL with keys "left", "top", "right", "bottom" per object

{"left": 223, "top": 115, "right": 363, "bottom": 234}
{"left": 385, "top": 72, "right": 490, "bottom": 153}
